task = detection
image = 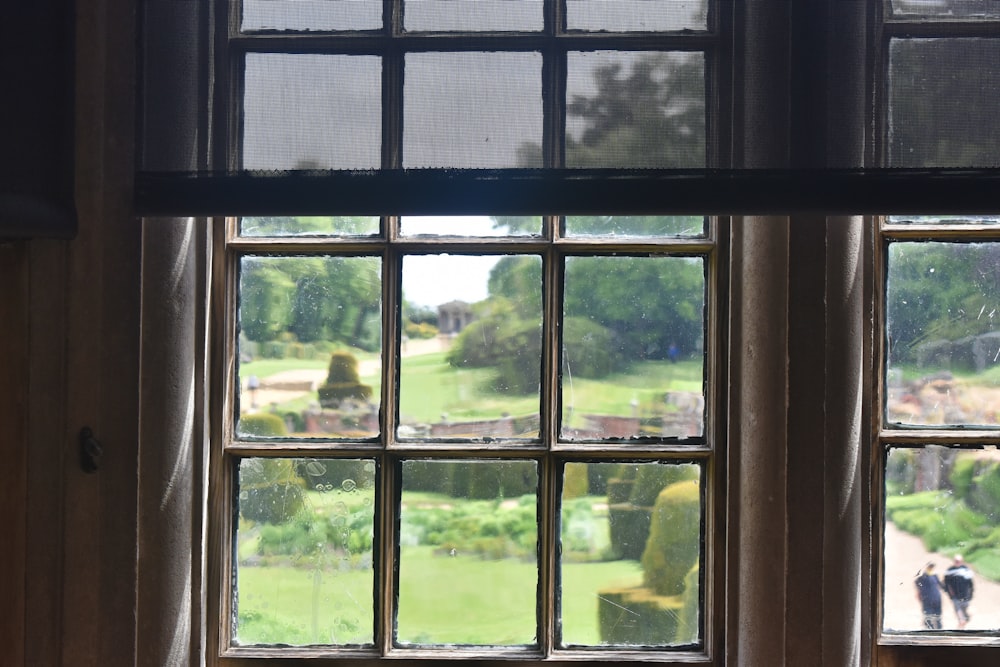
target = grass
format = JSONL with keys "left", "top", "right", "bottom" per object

{"left": 240, "top": 357, "right": 331, "bottom": 380}
{"left": 236, "top": 545, "right": 644, "bottom": 647}
{"left": 250, "top": 351, "right": 704, "bottom": 428}
{"left": 399, "top": 352, "right": 538, "bottom": 422}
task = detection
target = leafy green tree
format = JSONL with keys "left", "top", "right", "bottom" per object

{"left": 564, "top": 52, "right": 705, "bottom": 169}
{"left": 887, "top": 242, "right": 1000, "bottom": 362}
{"left": 240, "top": 259, "right": 296, "bottom": 342}
{"left": 564, "top": 256, "right": 704, "bottom": 363}
{"left": 240, "top": 255, "right": 381, "bottom": 351}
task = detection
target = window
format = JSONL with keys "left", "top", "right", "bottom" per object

{"left": 207, "top": 0, "right": 725, "bottom": 662}
{"left": 130, "top": 1, "right": 1000, "bottom": 665}
{"left": 875, "top": 0, "right": 1000, "bottom": 650}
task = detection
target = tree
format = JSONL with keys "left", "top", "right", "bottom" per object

{"left": 887, "top": 242, "right": 1000, "bottom": 363}
{"left": 239, "top": 254, "right": 381, "bottom": 351}
{"left": 564, "top": 255, "right": 704, "bottom": 364}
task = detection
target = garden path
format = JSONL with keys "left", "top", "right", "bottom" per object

{"left": 883, "top": 519, "right": 1000, "bottom": 632}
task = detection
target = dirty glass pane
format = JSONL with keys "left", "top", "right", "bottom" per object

{"left": 885, "top": 242, "right": 1000, "bottom": 427}
{"left": 882, "top": 446, "right": 1000, "bottom": 633}
{"left": 566, "top": 51, "right": 705, "bottom": 168}
{"left": 397, "top": 459, "right": 539, "bottom": 646}
{"left": 560, "top": 462, "right": 702, "bottom": 647}
{"left": 561, "top": 256, "right": 705, "bottom": 440}
{"left": 240, "top": 216, "right": 380, "bottom": 237}
{"left": 234, "top": 457, "right": 377, "bottom": 646}
{"left": 400, "top": 215, "right": 541, "bottom": 237}
{"left": 404, "top": 0, "right": 542, "bottom": 31}
{"left": 236, "top": 255, "right": 382, "bottom": 439}
{"left": 888, "top": 38, "right": 1000, "bottom": 168}
{"left": 242, "top": 0, "right": 382, "bottom": 31}
{"left": 404, "top": 52, "right": 543, "bottom": 168}
{"left": 565, "top": 215, "right": 705, "bottom": 238}
{"left": 567, "top": 0, "right": 708, "bottom": 31}
{"left": 243, "top": 53, "right": 381, "bottom": 170}
{"left": 889, "top": 0, "right": 1000, "bottom": 19}
{"left": 887, "top": 215, "right": 1000, "bottom": 227}
{"left": 398, "top": 254, "right": 542, "bottom": 440}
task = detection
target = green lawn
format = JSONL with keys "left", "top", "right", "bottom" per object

{"left": 240, "top": 357, "right": 331, "bottom": 380}
{"left": 250, "top": 352, "right": 703, "bottom": 427}
{"left": 236, "top": 546, "right": 643, "bottom": 647}
{"left": 399, "top": 352, "right": 538, "bottom": 423}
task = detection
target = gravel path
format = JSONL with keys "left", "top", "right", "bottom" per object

{"left": 882, "top": 520, "right": 1000, "bottom": 632}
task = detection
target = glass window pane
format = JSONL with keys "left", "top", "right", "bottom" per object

{"left": 889, "top": 0, "right": 1000, "bottom": 19}
{"left": 242, "top": 0, "right": 382, "bottom": 31}
{"left": 235, "top": 457, "right": 377, "bottom": 646}
{"left": 237, "top": 256, "right": 382, "bottom": 439}
{"left": 400, "top": 215, "right": 541, "bottom": 237}
{"left": 561, "top": 256, "right": 705, "bottom": 440}
{"left": 399, "top": 254, "right": 542, "bottom": 440}
{"left": 404, "top": 0, "right": 542, "bottom": 31}
{"left": 240, "top": 216, "right": 380, "bottom": 237}
{"left": 404, "top": 52, "right": 543, "bottom": 168}
{"left": 560, "top": 462, "right": 702, "bottom": 647}
{"left": 565, "top": 215, "right": 705, "bottom": 238}
{"left": 885, "top": 242, "right": 1000, "bottom": 427}
{"left": 882, "top": 446, "right": 1000, "bottom": 633}
{"left": 397, "top": 459, "right": 539, "bottom": 646}
{"left": 567, "top": 0, "right": 708, "bottom": 31}
{"left": 566, "top": 51, "right": 705, "bottom": 168}
{"left": 888, "top": 38, "right": 1000, "bottom": 168}
{"left": 243, "top": 54, "right": 381, "bottom": 170}
{"left": 887, "top": 215, "right": 1000, "bottom": 226}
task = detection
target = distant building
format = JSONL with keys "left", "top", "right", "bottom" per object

{"left": 437, "top": 300, "right": 474, "bottom": 334}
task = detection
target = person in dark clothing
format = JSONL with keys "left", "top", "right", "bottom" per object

{"left": 944, "top": 554, "right": 974, "bottom": 629}
{"left": 915, "top": 563, "right": 943, "bottom": 630}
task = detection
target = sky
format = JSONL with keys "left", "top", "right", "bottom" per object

{"left": 401, "top": 216, "right": 506, "bottom": 309}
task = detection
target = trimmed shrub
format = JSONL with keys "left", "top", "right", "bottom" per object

{"left": 641, "top": 480, "right": 701, "bottom": 596}
{"left": 676, "top": 564, "right": 701, "bottom": 645}
{"left": 629, "top": 463, "right": 699, "bottom": 507}
{"left": 240, "top": 412, "right": 288, "bottom": 438}
{"left": 608, "top": 505, "right": 651, "bottom": 561}
{"left": 318, "top": 351, "right": 373, "bottom": 408}
{"left": 597, "top": 586, "right": 685, "bottom": 646}
{"left": 562, "top": 317, "right": 620, "bottom": 378}
{"left": 587, "top": 462, "right": 622, "bottom": 496}
{"left": 239, "top": 458, "right": 305, "bottom": 525}
{"left": 562, "top": 463, "right": 590, "bottom": 499}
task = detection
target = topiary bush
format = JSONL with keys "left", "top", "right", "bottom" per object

{"left": 676, "top": 563, "right": 701, "bottom": 645}
{"left": 562, "top": 463, "right": 590, "bottom": 499}
{"left": 562, "top": 317, "right": 621, "bottom": 378}
{"left": 641, "top": 479, "right": 701, "bottom": 596}
{"left": 239, "top": 458, "right": 305, "bottom": 525}
{"left": 317, "top": 351, "right": 373, "bottom": 408}
{"left": 240, "top": 411, "right": 289, "bottom": 438}
{"left": 629, "top": 463, "right": 699, "bottom": 507}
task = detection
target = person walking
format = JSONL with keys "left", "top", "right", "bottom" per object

{"left": 944, "top": 554, "right": 975, "bottom": 629}
{"left": 915, "top": 562, "right": 944, "bottom": 630}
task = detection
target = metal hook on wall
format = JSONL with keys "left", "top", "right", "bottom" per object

{"left": 79, "top": 426, "right": 102, "bottom": 473}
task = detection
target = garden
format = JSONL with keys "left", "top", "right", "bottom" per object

{"left": 234, "top": 458, "right": 703, "bottom": 648}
